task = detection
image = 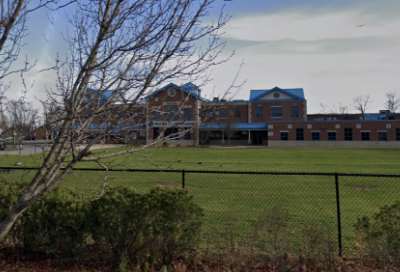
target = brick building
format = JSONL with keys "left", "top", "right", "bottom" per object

{"left": 71, "top": 83, "right": 400, "bottom": 148}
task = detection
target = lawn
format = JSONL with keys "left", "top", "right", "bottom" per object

{"left": 1, "top": 146, "right": 400, "bottom": 174}
{"left": 1, "top": 146, "right": 400, "bottom": 255}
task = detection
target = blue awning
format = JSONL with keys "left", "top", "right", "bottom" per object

{"left": 200, "top": 123, "right": 268, "bottom": 130}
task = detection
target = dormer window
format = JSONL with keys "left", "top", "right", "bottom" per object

{"left": 273, "top": 92, "right": 280, "bottom": 99}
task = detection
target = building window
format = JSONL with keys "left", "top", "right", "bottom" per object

{"left": 164, "top": 105, "right": 179, "bottom": 122}
{"left": 361, "top": 132, "right": 370, "bottom": 141}
{"left": 207, "top": 109, "right": 214, "bottom": 119}
{"left": 328, "top": 132, "right": 336, "bottom": 141}
{"left": 85, "top": 108, "right": 92, "bottom": 120}
{"left": 378, "top": 132, "right": 387, "bottom": 141}
{"left": 184, "top": 108, "right": 191, "bottom": 121}
{"left": 296, "top": 128, "right": 304, "bottom": 141}
{"left": 291, "top": 106, "right": 299, "bottom": 118}
{"left": 153, "top": 128, "right": 160, "bottom": 139}
{"left": 235, "top": 108, "right": 241, "bottom": 118}
{"left": 312, "top": 132, "right": 320, "bottom": 141}
{"left": 344, "top": 128, "right": 353, "bottom": 141}
{"left": 153, "top": 111, "right": 160, "bottom": 121}
{"left": 184, "top": 127, "right": 191, "bottom": 140}
{"left": 220, "top": 108, "right": 227, "bottom": 119}
{"left": 139, "top": 110, "right": 145, "bottom": 121}
{"left": 165, "top": 128, "right": 179, "bottom": 140}
{"left": 256, "top": 107, "right": 263, "bottom": 118}
{"left": 280, "top": 132, "right": 289, "bottom": 141}
{"left": 271, "top": 107, "right": 283, "bottom": 117}
{"left": 397, "top": 128, "right": 400, "bottom": 141}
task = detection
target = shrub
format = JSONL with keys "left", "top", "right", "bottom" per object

{"left": 355, "top": 201, "right": 400, "bottom": 270}
{"left": 0, "top": 178, "right": 91, "bottom": 258}
{"left": 90, "top": 186, "right": 151, "bottom": 264}
{"left": 147, "top": 188, "right": 204, "bottom": 266}
{"left": 90, "top": 187, "right": 204, "bottom": 267}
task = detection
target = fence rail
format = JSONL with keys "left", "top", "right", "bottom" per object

{"left": 1, "top": 167, "right": 400, "bottom": 257}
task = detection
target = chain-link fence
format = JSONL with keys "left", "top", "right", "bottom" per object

{"left": 1, "top": 167, "right": 399, "bottom": 256}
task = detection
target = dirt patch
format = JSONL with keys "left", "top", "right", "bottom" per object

{"left": 155, "top": 183, "right": 198, "bottom": 190}
{"left": 347, "top": 186, "right": 376, "bottom": 191}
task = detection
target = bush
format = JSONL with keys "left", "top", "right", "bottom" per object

{"left": 0, "top": 178, "right": 91, "bottom": 258}
{"left": 90, "top": 186, "right": 151, "bottom": 264}
{"left": 147, "top": 188, "right": 204, "bottom": 266}
{"left": 90, "top": 187, "right": 204, "bottom": 267}
{"left": 355, "top": 201, "right": 400, "bottom": 269}
{"left": 1, "top": 179, "right": 204, "bottom": 268}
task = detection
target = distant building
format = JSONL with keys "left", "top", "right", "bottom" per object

{"left": 69, "top": 83, "right": 400, "bottom": 148}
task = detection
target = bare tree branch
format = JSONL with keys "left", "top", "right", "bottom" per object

{"left": 384, "top": 90, "right": 399, "bottom": 113}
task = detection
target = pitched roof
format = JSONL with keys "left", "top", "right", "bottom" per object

{"left": 68, "top": 88, "right": 127, "bottom": 104}
{"left": 249, "top": 87, "right": 305, "bottom": 101}
{"left": 145, "top": 82, "right": 209, "bottom": 102}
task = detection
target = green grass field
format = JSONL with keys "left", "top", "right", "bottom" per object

{"left": 1, "top": 146, "right": 400, "bottom": 254}
{"left": 2, "top": 146, "right": 400, "bottom": 173}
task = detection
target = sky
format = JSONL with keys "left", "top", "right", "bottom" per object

{"left": 3, "top": 0, "right": 400, "bottom": 116}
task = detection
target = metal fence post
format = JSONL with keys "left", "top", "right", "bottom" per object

{"left": 335, "top": 172, "right": 343, "bottom": 257}
{"left": 182, "top": 169, "right": 185, "bottom": 189}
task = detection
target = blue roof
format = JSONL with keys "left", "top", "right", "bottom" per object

{"left": 68, "top": 88, "right": 127, "bottom": 104}
{"left": 200, "top": 123, "right": 268, "bottom": 130}
{"left": 249, "top": 87, "right": 305, "bottom": 101}
{"left": 54, "top": 123, "right": 145, "bottom": 131}
{"left": 145, "top": 82, "right": 209, "bottom": 102}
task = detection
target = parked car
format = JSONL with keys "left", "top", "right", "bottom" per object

{"left": 5, "top": 136, "right": 13, "bottom": 142}
{"left": 0, "top": 139, "right": 6, "bottom": 150}
{"left": 23, "top": 135, "right": 36, "bottom": 140}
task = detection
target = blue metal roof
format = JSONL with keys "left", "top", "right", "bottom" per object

{"left": 249, "top": 87, "right": 305, "bottom": 101}
{"left": 54, "top": 123, "right": 145, "bottom": 131}
{"left": 68, "top": 88, "right": 127, "bottom": 104}
{"left": 200, "top": 123, "right": 268, "bottom": 130}
{"left": 145, "top": 82, "right": 209, "bottom": 102}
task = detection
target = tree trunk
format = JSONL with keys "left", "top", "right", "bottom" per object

{"left": 0, "top": 201, "right": 29, "bottom": 242}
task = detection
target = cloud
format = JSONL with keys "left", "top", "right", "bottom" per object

{"left": 223, "top": 36, "right": 400, "bottom": 55}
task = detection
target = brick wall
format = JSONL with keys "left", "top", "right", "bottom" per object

{"left": 250, "top": 101, "right": 306, "bottom": 122}
{"left": 268, "top": 120, "right": 400, "bottom": 142}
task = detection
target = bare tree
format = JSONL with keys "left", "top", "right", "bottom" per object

{"left": 319, "top": 102, "right": 349, "bottom": 114}
{"left": 5, "top": 99, "right": 38, "bottom": 143}
{"left": 353, "top": 95, "right": 370, "bottom": 120}
{"left": 384, "top": 90, "right": 400, "bottom": 113}
{"left": 0, "top": 0, "right": 235, "bottom": 241}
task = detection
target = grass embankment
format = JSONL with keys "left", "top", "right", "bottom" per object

{"left": 1, "top": 146, "right": 400, "bottom": 254}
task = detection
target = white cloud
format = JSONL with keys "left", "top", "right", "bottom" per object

{"left": 203, "top": 8, "right": 400, "bottom": 114}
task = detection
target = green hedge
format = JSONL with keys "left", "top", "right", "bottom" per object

{"left": 0, "top": 178, "right": 204, "bottom": 267}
